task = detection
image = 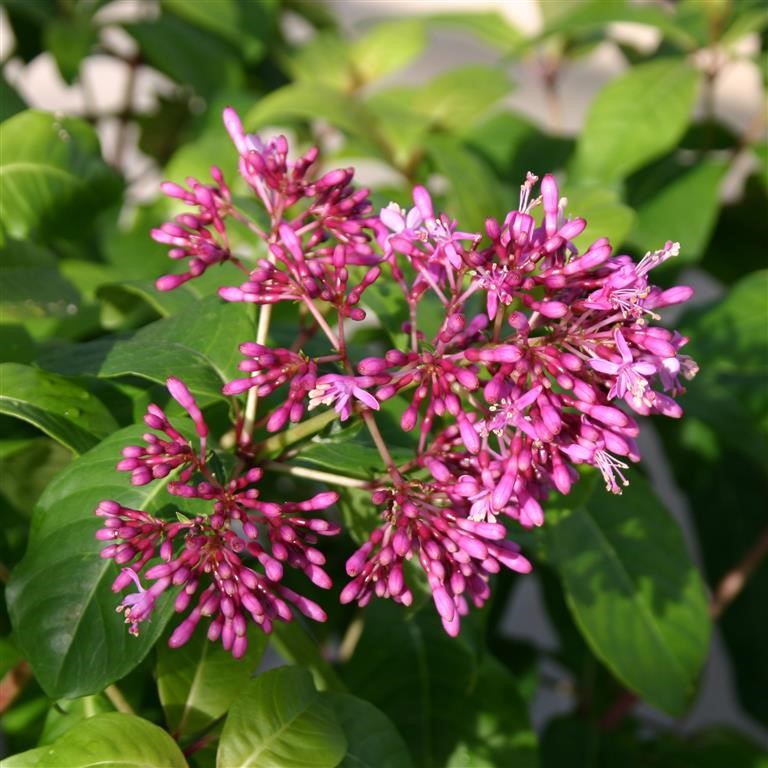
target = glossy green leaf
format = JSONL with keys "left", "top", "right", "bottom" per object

{"left": 0, "top": 239, "right": 81, "bottom": 322}
{"left": 0, "top": 110, "right": 122, "bottom": 241}
{"left": 269, "top": 622, "right": 346, "bottom": 693}
{"left": 324, "top": 692, "right": 413, "bottom": 768}
{"left": 679, "top": 270, "right": 768, "bottom": 463}
{"left": 97, "top": 279, "right": 202, "bottom": 318}
{"left": 660, "top": 413, "right": 768, "bottom": 725}
{"left": 298, "top": 436, "right": 410, "bottom": 480}
{"left": 156, "top": 622, "right": 267, "bottom": 739}
{"left": 335, "top": 486, "right": 382, "bottom": 546}
{"left": 630, "top": 159, "right": 728, "bottom": 262}
{"left": 0, "top": 363, "right": 118, "bottom": 454}
{"left": 0, "top": 747, "right": 49, "bottom": 767}
{"left": 427, "top": 136, "right": 507, "bottom": 231}
{"left": 548, "top": 475, "right": 711, "bottom": 714}
{"left": 217, "top": 666, "right": 347, "bottom": 768}
{"left": 34, "top": 712, "right": 188, "bottom": 767}
{"left": 343, "top": 604, "right": 537, "bottom": 768}
{"left": 39, "top": 295, "right": 252, "bottom": 399}
{"left": 6, "top": 426, "right": 180, "bottom": 698}
{"left": 100, "top": 295, "right": 252, "bottom": 393}
{"left": 572, "top": 59, "right": 700, "bottom": 183}
{"left": 562, "top": 183, "right": 635, "bottom": 252}
{"left": 350, "top": 20, "right": 426, "bottom": 84}
{"left": 38, "top": 694, "right": 113, "bottom": 746}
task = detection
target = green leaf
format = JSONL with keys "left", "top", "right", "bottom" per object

{"left": 462, "top": 111, "right": 538, "bottom": 173}
{"left": 572, "top": 59, "right": 701, "bottom": 183}
{"left": 161, "top": 0, "right": 276, "bottom": 62}
{"left": 269, "top": 620, "right": 346, "bottom": 693}
{"left": 127, "top": 14, "right": 242, "bottom": 98}
{"left": 720, "top": 5, "right": 768, "bottom": 47}
{"left": 350, "top": 20, "right": 427, "bottom": 84}
{"left": 156, "top": 622, "right": 267, "bottom": 739}
{"left": 324, "top": 692, "right": 414, "bottom": 768}
{"left": 428, "top": 12, "right": 525, "bottom": 51}
{"left": 0, "top": 363, "right": 118, "bottom": 454}
{"left": 40, "top": 295, "right": 253, "bottom": 399}
{"left": 359, "top": 277, "right": 409, "bottom": 348}
{"left": 629, "top": 159, "right": 728, "bottom": 262}
{"left": 246, "top": 84, "right": 377, "bottom": 140}
{"left": 282, "top": 31, "right": 353, "bottom": 91}
{"left": 0, "top": 72, "right": 26, "bottom": 122}
{"left": 99, "top": 199, "right": 174, "bottom": 282}
{"left": 547, "top": 474, "right": 711, "bottom": 714}
{"left": 660, "top": 413, "right": 768, "bottom": 725}
{"left": 298, "top": 434, "right": 410, "bottom": 481}
{"left": 416, "top": 65, "right": 512, "bottom": 132}
{"left": 427, "top": 136, "right": 507, "bottom": 231}
{"left": 343, "top": 603, "right": 537, "bottom": 768}
{"left": 217, "top": 666, "right": 347, "bottom": 768}
{"left": 38, "top": 694, "right": 113, "bottom": 746}
{"left": 0, "top": 239, "right": 81, "bottom": 321}
{"left": 536, "top": 0, "right": 701, "bottom": 51}
{"left": 0, "top": 110, "right": 123, "bottom": 241}
{"left": 44, "top": 15, "right": 96, "bottom": 83}
{"left": 3, "top": 0, "right": 57, "bottom": 63}
{"left": 336, "top": 486, "right": 381, "bottom": 546}
{"left": 98, "top": 279, "right": 202, "bottom": 318}
{"left": 33, "top": 712, "right": 188, "bottom": 767}
{"left": 0, "top": 747, "right": 50, "bottom": 767}
{"left": 6, "top": 425, "right": 180, "bottom": 698}
{"left": 561, "top": 183, "right": 635, "bottom": 251}
{"left": 700, "top": 174, "right": 767, "bottom": 284}
{"left": 101, "top": 295, "right": 252, "bottom": 393}
{"left": 679, "top": 270, "right": 768, "bottom": 463}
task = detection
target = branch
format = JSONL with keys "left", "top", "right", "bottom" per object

{"left": 0, "top": 660, "right": 32, "bottom": 714}
{"left": 710, "top": 525, "right": 768, "bottom": 620}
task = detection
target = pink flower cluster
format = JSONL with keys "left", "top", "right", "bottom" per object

{"left": 97, "top": 109, "right": 698, "bottom": 650}
{"left": 97, "top": 378, "right": 338, "bottom": 657}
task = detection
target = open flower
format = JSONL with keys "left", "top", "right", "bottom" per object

{"left": 308, "top": 374, "right": 380, "bottom": 421}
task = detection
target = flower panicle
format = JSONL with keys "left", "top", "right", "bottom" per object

{"left": 99, "top": 112, "right": 699, "bottom": 651}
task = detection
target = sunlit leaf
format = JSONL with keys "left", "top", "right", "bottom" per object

{"left": 0, "top": 363, "right": 118, "bottom": 454}
{"left": 548, "top": 475, "right": 711, "bottom": 715}
{"left": 571, "top": 59, "right": 700, "bottom": 183}
{"left": 6, "top": 426, "right": 180, "bottom": 698}
{"left": 217, "top": 666, "right": 346, "bottom": 768}
{"left": 34, "top": 713, "right": 188, "bottom": 768}
{"left": 0, "top": 110, "right": 122, "bottom": 241}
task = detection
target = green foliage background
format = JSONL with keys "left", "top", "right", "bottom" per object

{"left": 0, "top": 0, "right": 766, "bottom": 765}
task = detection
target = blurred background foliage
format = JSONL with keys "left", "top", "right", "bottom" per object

{"left": 0, "top": 0, "right": 767, "bottom": 765}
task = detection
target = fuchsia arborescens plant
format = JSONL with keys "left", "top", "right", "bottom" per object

{"left": 96, "top": 108, "right": 698, "bottom": 657}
